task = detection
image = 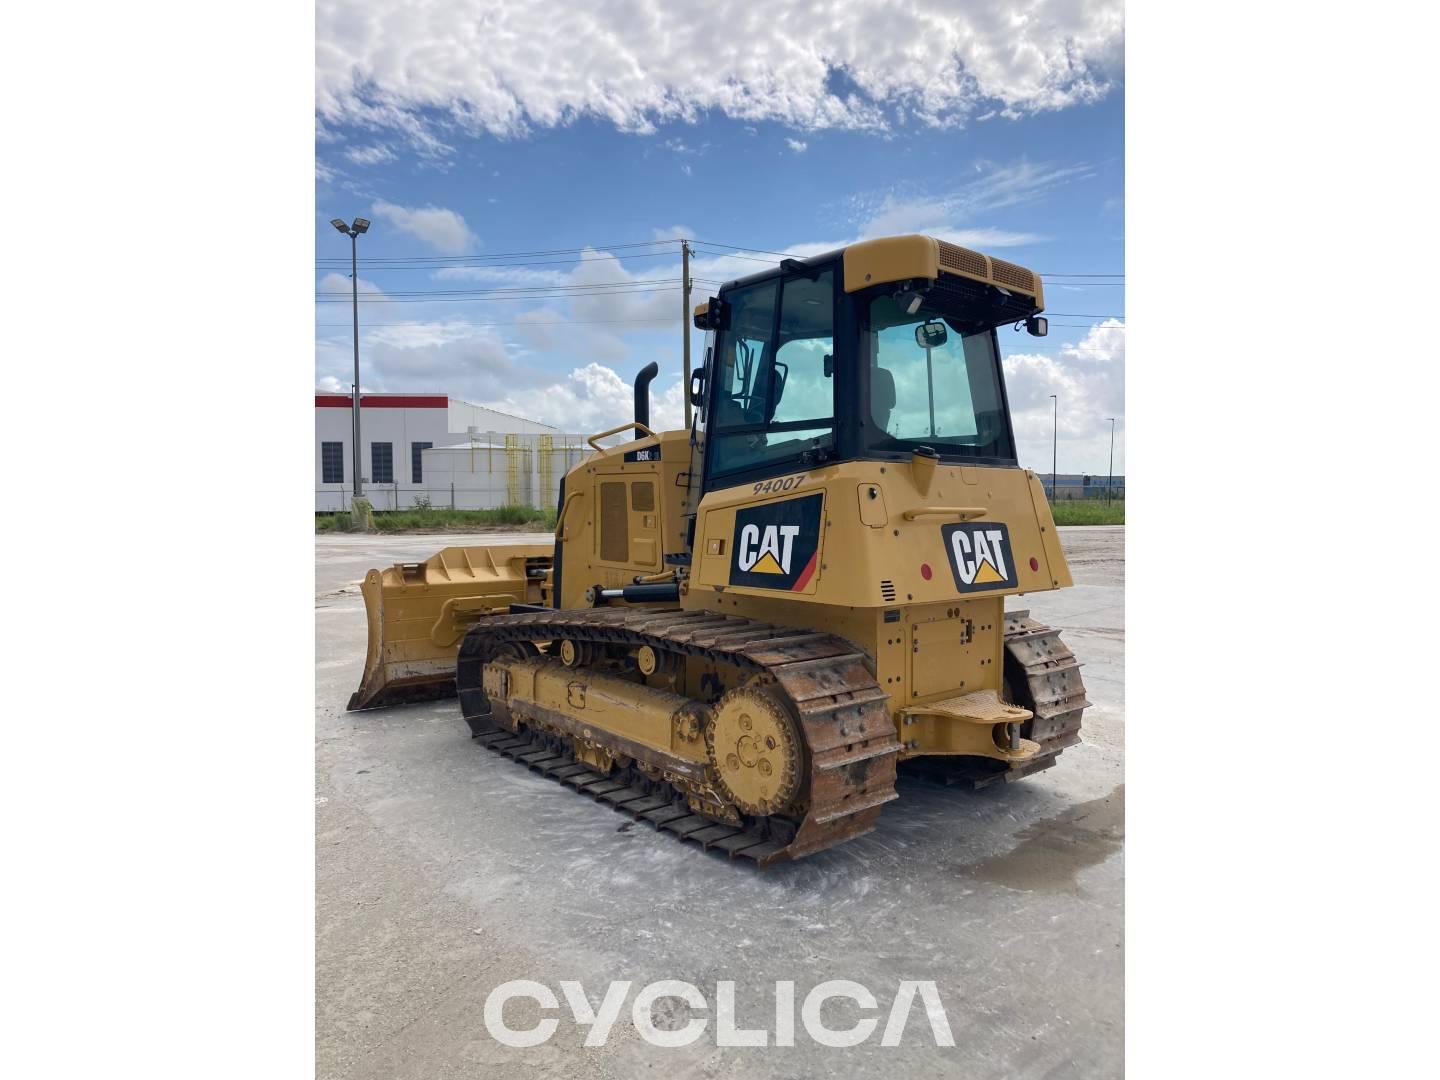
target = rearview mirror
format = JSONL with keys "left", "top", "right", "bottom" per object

{"left": 1026, "top": 315, "right": 1048, "bottom": 338}
{"left": 915, "top": 321, "right": 948, "bottom": 349}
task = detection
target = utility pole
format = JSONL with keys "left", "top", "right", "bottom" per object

{"left": 1050, "top": 393, "right": 1058, "bottom": 502}
{"left": 1106, "top": 417, "right": 1116, "bottom": 506}
{"left": 331, "top": 216, "right": 371, "bottom": 499}
{"left": 681, "top": 239, "right": 692, "bottom": 427}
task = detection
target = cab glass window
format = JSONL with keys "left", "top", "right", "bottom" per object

{"left": 862, "top": 294, "right": 1014, "bottom": 460}
{"left": 708, "top": 269, "right": 835, "bottom": 476}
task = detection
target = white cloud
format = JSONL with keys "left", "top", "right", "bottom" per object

{"left": 313, "top": 269, "right": 685, "bottom": 435}
{"left": 853, "top": 160, "right": 1093, "bottom": 242}
{"left": 430, "top": 263, "right": 570, "bottom": 286}
{"left": 651, "top": 225, "right": 694, "bottom": 242}
{"left": 316, "top": 1, "right": 1124, "bottom": 140}
{"left": 320, "top": 328, "right": 683, "bottom": 436}
{"left": 370, "top": 199, "right": 477, "bottom": 254}
{"left": 786, "top": 138, "right": 808, "bottom": 153}
{"left": 314, "top": 235, "right": 1121, "bottom": 466}
{"left": 512, "top": 308, "right": 567, "bottom": 350}
{"left": 496, "top": 363, "right": 686, "bottom": 436}
{"left": 1004, "top": 320, "right": 1125, "bottom": 474}
{"left": 343, "top": 143, "right": 396, "bottom": 165}
{"left": 316, "top": 270, "right": 385, "bottom": 301}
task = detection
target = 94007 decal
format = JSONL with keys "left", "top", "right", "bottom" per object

{"left": 752, "top": 473, "right": 806, "bottom": 495}
{"left": 941, "top": 522, "right": 1018, "bottom": 593}
{"left": 730, "top": 492, "right": 823, "bottom": 591}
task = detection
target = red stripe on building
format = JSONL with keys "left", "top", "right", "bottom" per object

{"left": 314, "top": 395, "right": 448, "bottom": 408}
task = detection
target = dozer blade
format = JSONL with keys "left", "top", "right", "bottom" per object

{"left": 346, "top": 543, "right": 555, "bottom": 711}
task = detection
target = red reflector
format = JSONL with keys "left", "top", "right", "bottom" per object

{"left": 920, "top": 563, "right": 933, "bottom": 580}
{"left": 1029, "top": 557, "right": 1040, "bottom": 571}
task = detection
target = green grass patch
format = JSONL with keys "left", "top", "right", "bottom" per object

{"left": 316, "top": 505, "right": 558, "bottom": 533}
{"left": 1048, "top": 499, "right": 1125, "bottom": 526}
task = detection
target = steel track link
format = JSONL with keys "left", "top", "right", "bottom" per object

{"left": 1002, "top": 608, "right": 1090, "bottom": 774}
{"left": 456, "top": 607, "right": 903, "bottom": 866}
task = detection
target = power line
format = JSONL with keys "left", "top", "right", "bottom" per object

{"left": 315, "top": 278, "right": 726, "bottom": 304}
{"left": 694, "top": 240, "right": 795, "bottom": 258}
{"left": 315, "top": 238, "right": 679, "bottom": 264}
{"left": 317, "top": 277, "right": 686, "bottom": 296}
{"left": 315, "top": 317, "right": 677, "bottom": 329}
{"left": 317, "top": 288, "right": 690, "bottom": 305}
{"left": 316, "top": 250, "right": 685, "bottom": 272}
{"left": 317, "top": 234, "right": 1123, "bottom": 279}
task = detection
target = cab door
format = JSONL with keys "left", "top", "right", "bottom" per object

{"left": 700, "top": 264, "right": 838, "bottom": 488}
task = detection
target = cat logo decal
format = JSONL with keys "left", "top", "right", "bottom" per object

{"left": 729, "top": 493, "right": 824, "bottom": 591}
{"left": 942, "top": 522, "right": 1019, "bottom": 593}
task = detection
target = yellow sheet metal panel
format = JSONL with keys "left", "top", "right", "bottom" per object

{"left": 525, "top": 660, "right": 693, "bottom": 758}
{"left": 842, "top": 234, "right": 939, "bottom": 293}
{"left": 840, "top": 233, "right": 1045, "bottom": 308}
{"left": 691, "top": 460, "right": 1068, "bottom": 609}
{"left": 695, "top": 485, "right": 827, "bottom": 596}
{"left": 857, "top": 482, "right": 888, "bottom": 528}
{"left": 1024, "top": 470, "right": 1073, "bottom": 589}
{"left": 554, "top": 427, "right": 689, "bottom": 606}
{"left": 908, "top": 610, "right": 985, "bottom": 698}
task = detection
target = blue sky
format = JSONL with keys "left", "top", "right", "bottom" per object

{"left": 315, "top": 0, "right": 1124, "bottom": 474}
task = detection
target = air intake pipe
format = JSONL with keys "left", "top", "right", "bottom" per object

{"left": 634, "top": 361, "right": 659, "bottom": 428}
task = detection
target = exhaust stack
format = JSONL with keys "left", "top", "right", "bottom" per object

{"left": 634, "top": 361, "right": 659, "bottom": 428}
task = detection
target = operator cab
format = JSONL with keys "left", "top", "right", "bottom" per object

{"left": 692, "top": 235, "right": 1047, "bottom": 490}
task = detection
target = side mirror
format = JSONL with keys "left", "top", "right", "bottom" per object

{"left": 915, "top": 320, "right": 948, "bottom": 349}
{"left": 1026, "top": 316, "right": 1048, "bottom": 338}
{"left": 689, "top": 368, "right": 707, "bottom": 407}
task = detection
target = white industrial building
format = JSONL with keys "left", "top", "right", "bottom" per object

{"left": 315, "top": 392, "right": 590, "bottom": 511}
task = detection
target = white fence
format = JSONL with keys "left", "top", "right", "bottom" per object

{"left": 316, "top": 434, "right": 594, "bottom": 511}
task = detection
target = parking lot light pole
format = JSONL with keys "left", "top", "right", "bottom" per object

{"left": 1049, "top": 394, "right": 1058, "bottom": 501}
{"left": 331, "top": 216, "right": 371, "bottom": 499}
{"left": 1106, "top": 417, "right": 1116, "bottom": 505}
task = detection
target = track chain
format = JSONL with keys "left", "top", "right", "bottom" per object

{"left": 456, "top": 607, "right": 903, "bottom": 865}
{"left": 1003, "top": 608, "right": 1089, "bottom": 769}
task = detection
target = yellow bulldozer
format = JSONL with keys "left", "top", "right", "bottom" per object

{"left": 347, "top": 233, "right": 1088, "bottom": 865}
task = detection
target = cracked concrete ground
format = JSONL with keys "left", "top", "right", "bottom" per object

{"left": 316, "top": 525, "right": 1124, "bottom": 1078}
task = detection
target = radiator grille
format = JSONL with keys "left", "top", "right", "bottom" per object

{"left": 937, "top": 241, "right": 988, "bottom": 278}
{"left": 600, "top": 482, "right": 629, "bottom": 562}
{"left": 631, "top": 480, "right": 655, "bottom": 512}
{"left": 989, "top": 257, "right": 1037, "bottom": 293}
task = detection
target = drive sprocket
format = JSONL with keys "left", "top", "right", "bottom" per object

{"left": 705, "top": 684, "right": 804, "bottom": 816}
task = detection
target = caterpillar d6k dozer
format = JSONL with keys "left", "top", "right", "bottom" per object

{"left": 346, "top": 233, "right": 1089, "bottom": 866}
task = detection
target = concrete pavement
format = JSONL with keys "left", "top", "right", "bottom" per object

{"left": 315, "top": 526, "right": 1124, "bottom": 1078}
